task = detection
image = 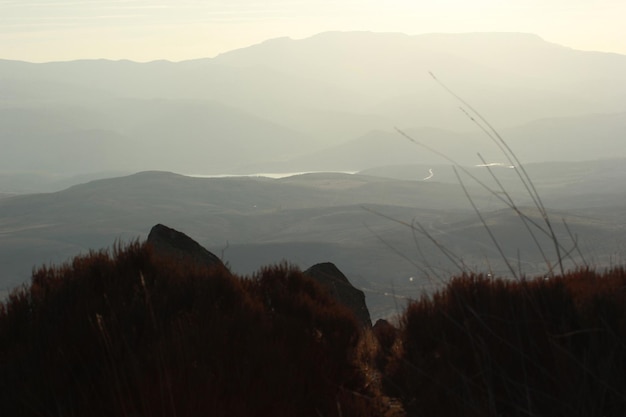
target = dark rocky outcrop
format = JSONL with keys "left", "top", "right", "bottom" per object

{"left": 146, "top": 225, "right": 371, "bottom": 327}
{"left": 304, "top": 262, "right": 372, "bottom": 327}
{"left": 147, "top": 223, "right": 224, "bottom": 270}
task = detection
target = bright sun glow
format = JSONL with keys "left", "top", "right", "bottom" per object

{"left": 1, "top": 0, "right": 625, "bottom": 62}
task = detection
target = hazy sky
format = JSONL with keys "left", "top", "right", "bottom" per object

{"left": 1, "top": 0, "right": 625, "bottom": 62}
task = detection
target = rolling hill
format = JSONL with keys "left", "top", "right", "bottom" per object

{"left": 1, "top": 165, "right": 624, "bottom": 318}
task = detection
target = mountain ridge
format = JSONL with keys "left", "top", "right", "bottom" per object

{"left": 2, "top": 31, "right": 626, "bottom": 176}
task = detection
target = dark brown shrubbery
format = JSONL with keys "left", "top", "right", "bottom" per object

{"left": 385, "top": 269, "right": 626, "bottom": 417}
{"left": 0, "top": 242, "right": 386, "bottom": 417}
{"left": 3, "top": 240, "right": 626, "bottom": 417}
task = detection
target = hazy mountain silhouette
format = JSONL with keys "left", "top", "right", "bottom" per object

{"left": 2, "top": 31, "right": 626, "bottom": 179}
{"left": 214, "top": 31, "right": 626, "bottom": 126}
{"left": 264, "top": 111, "right": 626, "bottom": 173}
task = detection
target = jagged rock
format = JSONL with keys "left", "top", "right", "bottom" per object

{"left": 147, "top": 224, "right": 224, "bottom": 269}
{"left": 304, "top": 262, "right": 372, "bottom": 327}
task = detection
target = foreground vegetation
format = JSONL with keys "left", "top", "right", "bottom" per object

{"left": 0, "top": 242, "right": 389, "bottom": 417}
{"left": 385, "top": 270, "right": 626, "bottom": 416}
{"left": 1, "top": 241, "right": 625, "bottom": 416}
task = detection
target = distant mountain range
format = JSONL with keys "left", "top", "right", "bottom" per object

{"left": 2, "top": 31, "right": 626, "bottom": 181}
{"left": 2, "top": 161, "right": 625, "bottom": 318}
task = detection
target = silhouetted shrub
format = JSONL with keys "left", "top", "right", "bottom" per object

{"left": 0, "top": 242, "right": 385, "bottom": 417}
{"left": 5, "top": 239, "right": 626, "bottom": 417}
{"left": 386, "top": 270, "right": 626, "bottom": 417}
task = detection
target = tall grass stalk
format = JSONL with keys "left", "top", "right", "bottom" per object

{"left": 385, "top": 73, "right": 587, "bottom": 282}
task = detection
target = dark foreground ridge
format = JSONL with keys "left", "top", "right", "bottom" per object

{"left": 1, "top": 227, "right": 626, "bottom": 416}
{"left": 0, "top": 238, "right": 392, "bottom": 417}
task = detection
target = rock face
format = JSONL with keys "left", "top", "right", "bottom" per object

{"left": 147, "top": 224, "right": 224, "bottom": 269}
{"left": 304, "top": 262, "right": 372, "bottom": 328}
{"left": 146, "top": 225, "right": 371, "bottom": 327}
